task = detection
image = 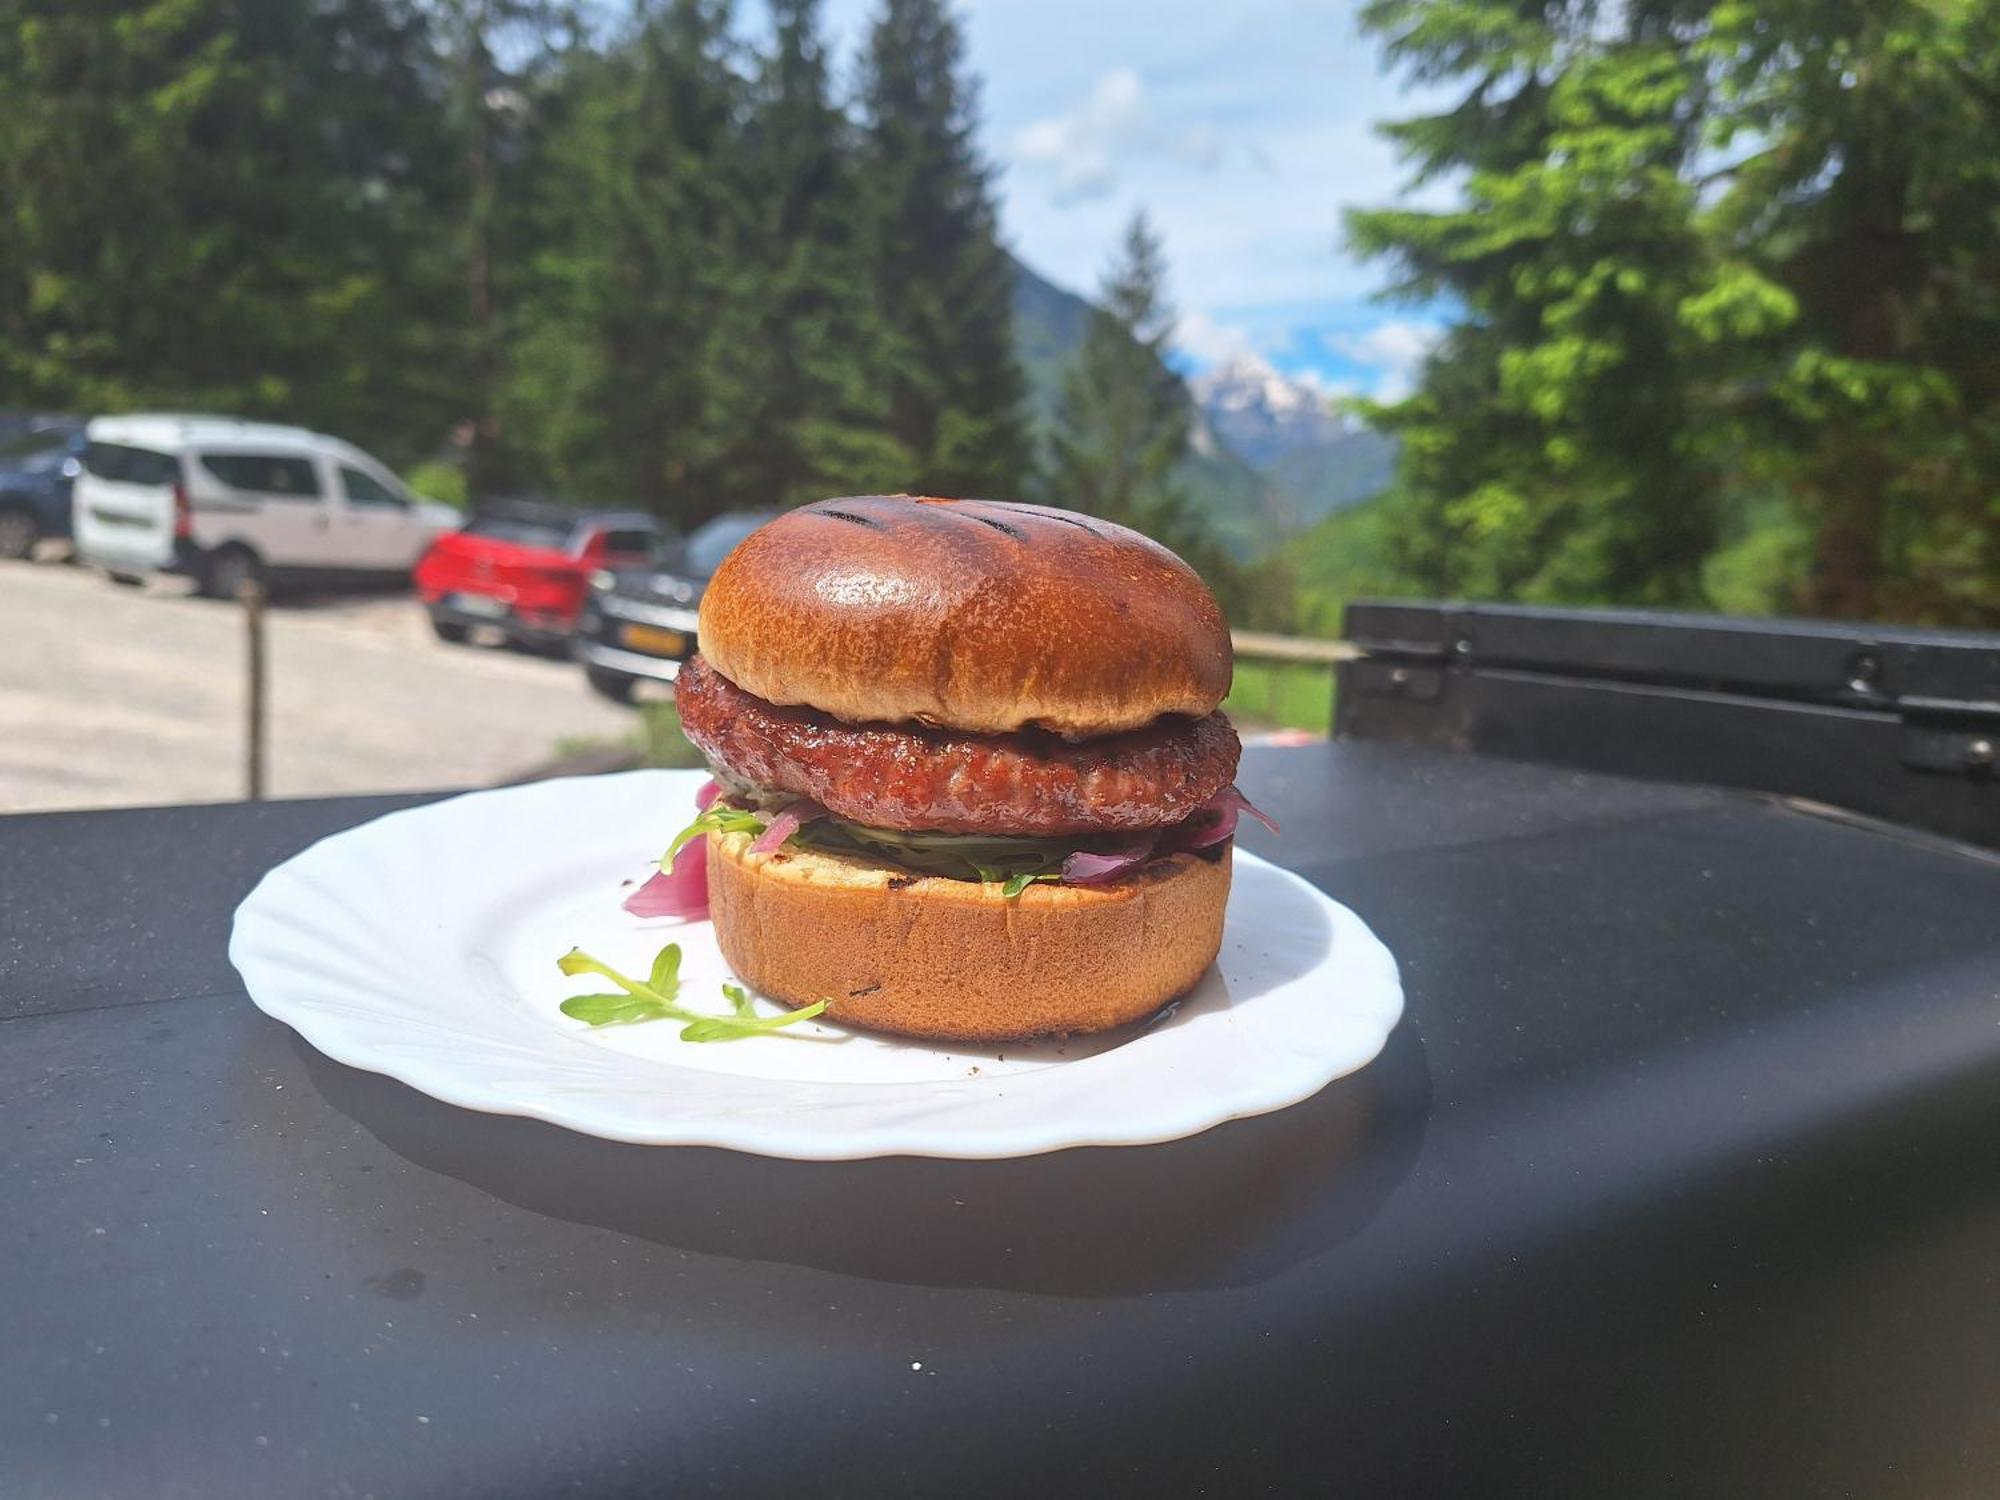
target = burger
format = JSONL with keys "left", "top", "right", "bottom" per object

{"left": 628, "top": 494, "right": 1274, "bottom": 1043}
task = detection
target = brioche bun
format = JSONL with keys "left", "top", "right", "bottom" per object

{"left": 706, "top": 829, "right": 1231, "bottom": 1041}
{"left": 696, "top": 495, "right": 1231, "bottom": 739}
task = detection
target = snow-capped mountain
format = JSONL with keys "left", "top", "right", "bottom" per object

{"left": 1187, "top": 355, "right": 1397, "bottom": 539}
{"left": 1009, "top": 255, "right": 1398, "bottom": 556}
{"left": 1188, "top": 356, "right": 1354, "bottom": 470}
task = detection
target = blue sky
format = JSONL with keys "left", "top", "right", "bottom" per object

{"left": 811, "top": 0, "right": 1451, "bottom": 399}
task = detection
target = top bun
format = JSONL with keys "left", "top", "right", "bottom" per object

{"left": 696, "top": 495, "right": 1232, "bottom": 739}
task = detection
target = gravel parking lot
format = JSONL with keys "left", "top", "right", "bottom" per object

{"left": 0, "top": 561, "right": 640, "bottom": 813}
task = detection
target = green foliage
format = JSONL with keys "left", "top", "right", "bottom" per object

{"left": 553, "top": 699, "right": 706, "bottom": 770}
{"left": 500, "top": 0, "right": 762, "bottom": 519}
{"left": 1253, "top": 492, "right": 1428, "bottom": 639}
{"left": 1701, "top": 495, "right": 1814, "bottom": 617}
{"left": 1222, "top": 661, "right": 1337, "bottom": 735}
{"left": 1348, "top": 3, "right": 1726, "bottom": 610}
{"left": 0, "top": 0, "right": 1030, "bottom": 530}
{"left": 857, "top": 0, "right": 1031, "bottom": 497}
{"left": 0, "top": 0, "right": 462, "bottom": 464}
{"left": 1041, "top": 212, "right": 1244, "bottom": 604}
{"left": 636, "top": 702, "right": 709, "bottom": 770}
{"left": 1014, "top": 255, "right": 1345, "bottom": 569}
{"left": 1350, "top": 0, "right": 2000, "bottom": 627}
{"left": 426, "top": 0, "right": 588, "bottom": 496}
{"left": 1049, "top": 212, "right": 1191, "bottom": 523}
{"left": 403, "top": 459, "right": 470, "bottom": 510}
{"left": 732, "top": 0, "right": 916, "bottom": 503}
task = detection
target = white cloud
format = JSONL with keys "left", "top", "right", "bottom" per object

{"left": 808, "top": 0, "right": 1461, "bottom": 396}
{"left": 1334, "top": 320, "right": 1441, "bottom": 401}
{"left": 1173, "top": 310, "right": 1265, "bottom": 368}
{"left": 1336, "top": 320, "right": 1440, "bottom": 371}
{"left": 1009, "top": 67, "right": 1231, "bottom": 204}
{"left": 1292, "top": 366, "right": 1361, "bottom": 403}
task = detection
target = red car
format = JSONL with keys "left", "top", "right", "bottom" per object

{"left": 414, "top": 501, "right": 663, "bottom": 649}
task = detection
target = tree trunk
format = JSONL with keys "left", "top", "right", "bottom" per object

{"left": 1804, "top": 438, "right": 1888, "bottom": 620}
{"left": 464, "top": 17, "right": 501, "bottom": 501}
{"left": 1798, "top": 120, "right": 1917, "bottom": 623}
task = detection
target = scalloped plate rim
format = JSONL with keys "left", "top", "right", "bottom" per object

{"left": 228, "top": 770, "right": 1403, "bottom": 1160}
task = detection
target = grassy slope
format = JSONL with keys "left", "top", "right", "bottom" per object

{"left": 1224, "top": 659, "right": 1338, "bottom": 734}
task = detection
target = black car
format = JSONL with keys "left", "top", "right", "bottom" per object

{"left": 0, "top": 417, "right": 86, "bottom": 560}
{"left": 576, "top": 509, "right": 779, "bottom": 702}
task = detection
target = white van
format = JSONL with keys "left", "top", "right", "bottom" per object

{"left": 71, "top": 414, "right": 458, "bottom": 597}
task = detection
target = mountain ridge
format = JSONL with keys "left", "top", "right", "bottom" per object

{"left": 1008, "top": 255, "right": 1397, "bottom": 558}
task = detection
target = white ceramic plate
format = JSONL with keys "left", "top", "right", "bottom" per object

{"left": 229, "top": 770, "right": 1402, "bottom": 1160}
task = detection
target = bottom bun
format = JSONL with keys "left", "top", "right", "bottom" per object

{"left": 705, "top": 830, "right": 1231, "bottom": 1042}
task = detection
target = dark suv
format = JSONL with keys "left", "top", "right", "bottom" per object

{"left": 0, "top": 418, "right": 86, "bottom": 560}
{"left": 575, "top": 509, "right": 778, "bottom": 702}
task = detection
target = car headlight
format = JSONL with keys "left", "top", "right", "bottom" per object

{"left": 589, "top": 570, "right": 616, "bottom": 593}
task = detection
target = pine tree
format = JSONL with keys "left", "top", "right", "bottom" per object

{"left": 734, "top": 0, "right": 912, "bottom": 504}
{"left": 857, "top": 0, "right": 1029, "bottom": 497}
{"left": 1350, "top": 0, "right": 2000, "bottom": 625}
{"left": 0, "top": 0, "right": 461, "bottom": 461}
{"left": 425, "top": 0, "right": 586, "bottom": 497}
{"left": 1047, "top": 213, "right": 1241, "bottom": 609}
{"left": 1698, "top": 0, "right": 2000, "bottom": 623}
{"left": 1347, "top": 0, "right": 1726, "bottom": 609}
{"left": 1049, "top": 214, "right": 1190, "bottom": 525}
{"left": 504, "top": 0, "right": 760, "bottom": 521}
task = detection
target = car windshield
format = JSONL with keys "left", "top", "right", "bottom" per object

{"left": 462, "top": 514, "right": 573, "bottom": 549}
{"left": 680, "top": 513, "right": 772, "bottom": 577}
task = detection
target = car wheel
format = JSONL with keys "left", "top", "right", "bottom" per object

{"left": 0, "top": 507, "right": 39, "bottom": 561}
{"left": 201, "top": 546, "right": 264, "bottom": 601}
{"left": 107, "top": 571, "right": 146, "bottom": 588}
{"left": 585, "top": 664, "right": 638, "bottom": 704}
{"left": 429, "top": 612, "right": 470, "bottom": 644}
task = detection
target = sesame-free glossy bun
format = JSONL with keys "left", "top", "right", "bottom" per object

{"left": 696, "top": 495, "right": 1232, "bottom": 739}
{"left": 706, "top": 830, "right": 1231, "bottom": 1042}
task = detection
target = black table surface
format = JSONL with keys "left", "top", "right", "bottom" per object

{"left": 3, "top": 743, "right": 1997, "bottom": 1498}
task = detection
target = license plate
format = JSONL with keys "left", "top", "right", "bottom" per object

{"left": 446, "top": 591, "right": 507, "bottom": 618}
{"left": 621, "top": 623, "right": 687, "bottom": 656}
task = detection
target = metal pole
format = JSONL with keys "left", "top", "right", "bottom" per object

{"left": 244, "top": 580, "right": 267, "bottom": 800}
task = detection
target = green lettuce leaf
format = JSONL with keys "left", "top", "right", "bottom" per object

{"left": 661, "top": 803, "right": 766, "bottom": 869}
{"left": 793, "top": 819, "right": 1073, "bottom": 887}
{"left": 659, "top": 788, "right": 1146, "bottom": 896}
{"left": 556, "top": 942, "right": 827, "bottom": 1040}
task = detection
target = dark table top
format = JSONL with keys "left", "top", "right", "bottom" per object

{"left": 3, "top": 743, "right": 1997, "bottom": 1498}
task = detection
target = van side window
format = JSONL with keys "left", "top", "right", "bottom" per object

{"left": 85, "top": 443, "right": 179, "bottom": 486}
{"left": 340, "top": 466, "right": 406, "bottom": 508}
{"left": 200, "top": 453, "right": 321, "bottom": 498}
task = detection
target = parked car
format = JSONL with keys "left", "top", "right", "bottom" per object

{"left": 0, "top": 417, "right": 86, "bottom": 560}
{"left": 574, "top": 509, "right": 779, "bottom": 702}
{"left": 70, "top": 414, "right": 457, "bottom": 597}
{"left": 413, "top": 500, "right": 665, "bottom": 651}
{"left": 0, "top": 409, "right": 70, "bottom": 444}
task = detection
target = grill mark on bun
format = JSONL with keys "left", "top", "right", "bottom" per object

{"left": 813, "top": 506, "right": 883, "bottom": 529}
{"left": 964, "top": 513, "right": 1025, "bottom": 540}
{"left": 980, "top": 503, "right": 1101, "bottom": 537}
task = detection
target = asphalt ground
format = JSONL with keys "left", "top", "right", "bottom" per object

{"left": 0, "top": 560, "right": 636, "bottom": 813}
